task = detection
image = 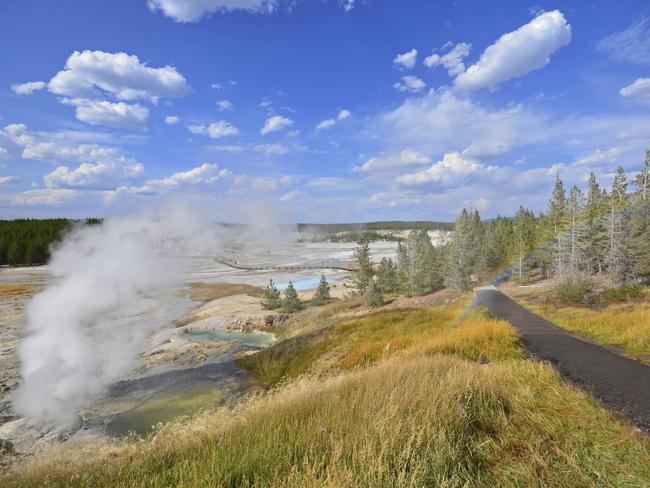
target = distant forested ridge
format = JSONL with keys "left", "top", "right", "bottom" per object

{"left": 0, "top": 218, "right": 101, "bottom": 266}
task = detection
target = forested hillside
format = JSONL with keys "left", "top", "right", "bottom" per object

{"left": 0, "top": 219, "right": 100, "bottom": 266}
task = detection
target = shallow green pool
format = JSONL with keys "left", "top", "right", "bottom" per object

{"left": 186, "top": 329, "right": 276, "bottom": 348}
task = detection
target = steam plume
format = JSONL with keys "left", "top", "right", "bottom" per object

{"left": 12, "top": 204, "right": 224, "bottom": 425}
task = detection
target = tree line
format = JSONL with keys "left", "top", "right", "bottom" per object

{"left": 0, "top": 218, "right": 101, "bottom": 266}
{"left": 348, "top": 151, "right": 650, "bottom": 305}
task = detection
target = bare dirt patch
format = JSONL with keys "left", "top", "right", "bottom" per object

{"left": 186, "top": 282, "right": 264, "bottom": 303}
{"left": 0, "top": 285, "right": 40, "bottom": 299}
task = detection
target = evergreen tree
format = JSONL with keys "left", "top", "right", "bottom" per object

{"left": 376, "top": 257, "right": 397, "bottom": 294}
{"left": 633, "top": 150, "right": 650, "bottom": 203}
{"left": 566, "top": 185, "right": 585, "bottom": 278}
{"left": 397, "top": 230, "right": 442, "bottom": 295}
{"left": 363, "top": 278, "right": 383, "bottom": 307}
{"left": 607, "top": 166, "right": 632, "bottom": 285}
{"left": 445, "top": 209, "right": 479, "bottom": 291}
{"left": 547, "top": 175, "right": 568, "bottom": 279}
{"left": 485, "top": 216, "right": 514, "bottom": 271}
{"left": 351, "top": 234, "right": 373, "bottom": 295}
{"left": 512, "top": 207, "right": 536, "bottom": 283}
{"left": 261, "top": 279, "right": 282, "bottom": 310}
{"left": 583, "top": 172, "right": 608, "bottom": 275}
{"left": 629, "top": 201, "right": 650, "bottom": 283}
{"left": 312, "top": 274, "right": 331, "bottom": 305}
{"left": 282, "top": 281, "right": 304, "bottom": 312}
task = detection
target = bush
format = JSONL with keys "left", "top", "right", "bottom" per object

{"left": 554, "top": 277, "right": 594, "bottom": 305}
{"left": 598, "top": 285, "right": 645, "bottom": 303}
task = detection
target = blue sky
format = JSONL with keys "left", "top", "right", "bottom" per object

{"left": 1, "top": 0, "right": 649, "bottom": 222}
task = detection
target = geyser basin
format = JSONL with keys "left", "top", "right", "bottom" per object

{"left": 106, "top": 383, "right": 222, "bottom": 437}
{"left": 186, "top": 329, "right": 275, "bottom": 348}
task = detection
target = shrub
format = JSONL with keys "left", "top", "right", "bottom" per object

{"left": 599, "top": 285, "right": 645, "bottom": 303}
{"left": 554, "top": 277, "right": 594, "bottom": 305}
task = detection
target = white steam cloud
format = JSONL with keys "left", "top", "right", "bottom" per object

{"left": 12, "top": 204, "right": 226, "bottom": 426}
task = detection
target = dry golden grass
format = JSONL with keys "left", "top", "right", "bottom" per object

{"left": 186, "top": 282, "right": 264, "bottom": 302}
{"left": 4, "top": 303, "right": 650, "bottom": 487}
{"left": 0, "top": 283, "right": 40, "bottom": 298}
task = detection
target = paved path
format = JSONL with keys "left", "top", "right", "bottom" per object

{"left": 476, "top": 286, "right": 650, "bottom": 430}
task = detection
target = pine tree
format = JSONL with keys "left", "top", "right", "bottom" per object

{"left": 376, "top": 257, "right": 397, "bottom": 294}
{"left": 312, "top": 274, "right": 331, "bottom": 305}
{"left": 548, "top": 175, "right": 568, "bottom": 279}
{"left": 629, "top": 201, "right": 650, "bottom": 283}
{"left": 282, "top": 281, "right": 304, "bottom": 312}
{"left": 351, "top": 234, "right": 373, "bottom": 295}
{"left": 445, "top": 209, "right": 479, "bottom": 291}
{"left": 633, "top": 150, "right": 650, "bottom": 203}
{"left": 485, "top": 216, "right": 514, "bottom": 271}
{"left": 583, "top": 172, "right": 608, "bottom": 275}
{"left": 607, "top": 167, "right": 632, "bottom": 285}
{"left": 566, "top": 185, "right": 585, "bottom": 278}
{"left": 512, "top": 207, "right": 536, "bottom": 283}
{"left": 261, "top": 278, "right": 282, "bottom": 310}
{"left": 397, "top": 230, "right": 442, "bottom": 295}
{"left": 363, "top": 278, "right": 383, "bottom": 307}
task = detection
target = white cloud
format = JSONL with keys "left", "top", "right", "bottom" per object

{"left": 165, "top": 115, "right": 180, "bottom": 124}
{"left": 216, "top": 100, "right": 233, "bottom": 111}
{"left": 393, "top": 49, "right": 418, "bottom": 70}
{"left": 147, "top": 0, "right": 276, "bottom": 22}
{"left": 260, "top": 115, "right": 293, "bottom": 135}
{"left": 454, "top": 10, "right": 571, "bottom": 91}
{"left": 393, "top": 75, "right": 426, "bottom": 93}
{"left": 44, "top": 160, "right": 145, "bottom": 190}
{"left": 188, "top": 120, "right": 240, "bottom": 138}
{"left": 147, "top": 163, "right": 231, "bottom": 187}
{"left": 424, "top": 42, "right": 471, "bottom": 76}
{"left": 11, "top": 81, "right": 46, "bottom": 95}
{"left": 338, "top": 109, "right": 351, "bottom": 120}
{"left": 254, "top": 143, "right": 288, "bottom": 155}
{"left": 0, "top": 175, "right": 19, "bottom": 185}
{"left": 2, "top": 189, "right": 80, "bottom": 206}
{"left": 473, "top": 197, "right": 490, "bottom": 212}
{"left": 209, "top": 143, "right": 288, "bottom": 155}
{"left": 620, "top": 78, "right": 650, "bottom": 101}
{"left": 279, "top": 189, "right": 300, "bottom": 201}
{"left": 316, "top": 118, "right": 336, "bottom": 131}
{"left": 597, "top": 17, "right": 650, "bottom": 65}
{"left": 62, "top": 99, "right": 149, "bottom": 128}
{"left": 341, "top": 0, "right": 355, "bottom": 12}
{"left": 355, "top": 149, "right": 431, "bottom": 174}
{"left": 232, "top": 174, "right": 292, "bottom": 191}
{"left": 48, "top": 50, "right": 191, "bottom": 102}
{"left": 396, "top": 151, "right": 497, "bottom": 185}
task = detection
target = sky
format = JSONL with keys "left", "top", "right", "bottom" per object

{"left": 1, "top": 0, "right": 649, "bottom": 222}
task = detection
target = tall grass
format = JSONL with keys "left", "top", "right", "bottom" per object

{"left": 4, "top": 305, "right": 650, "bottom": 487}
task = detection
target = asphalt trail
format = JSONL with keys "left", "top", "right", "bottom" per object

{"left": 476, "top": 287, "right": 650, "bottom": 430}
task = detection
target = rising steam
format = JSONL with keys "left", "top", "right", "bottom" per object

{"left": 12, "top": 204, "right": 227, "bottom": 426}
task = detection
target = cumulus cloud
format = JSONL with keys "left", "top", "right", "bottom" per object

{"left": 316, "top": 118, "right": 336, "bottom": 131}
{"left": 165, "top": 115, "right": 180, "bottom": 124}
{"left": 0, "top": 175, "right": 20, "bottom": 185}
{"left": 11, "top": 81, "right": 46, "bottom": 95}
{"left": 454, "top": 10, "right": 571, "bottom": 91}
{"left": 147, "top": 163, "right": 231, "bottom": 187}
{"left": 597, "top": 17, "right": 650, "bottom": 65}
{"left": 188, "top": 120, "right": 240, "bottom": 138}
{"left": 62, "top": 98, "right": 149, "bottom": 129}
{"left": 620, "top": 78, "right": 650, "bottom": 102}
{"left": 393, "top": 75, "right": 426, "bottom": 93}
{"left": 260, "top": 115, "right": 293, "bottom": 135}
{"left": 396, "top": 151, "right": 497, "bottom": 185}
{"left": 393, "top": 49, "right": 418, "bottom": 70}
{"left": 48, "top": 50, "right": 191, "bottom": 102}
{"left": 424, "top": 42, "right": 471, "bottom": 76}
{"left": 338, "top": 109, "right": 351, "bottom": 120}
{"left": 44, "top": 160, "right": 145, "bottom": 190}
{"left": 216, "top": 100, "right": 233, "bottom": 111}
{"left": 2, "top": 189, "right": 81, "bottom": 206}
{"left": 147, "top": 0, "right": 276, "bottom": 22}
{"left": 355, "top": 149, "right": 431, "bottom": 174}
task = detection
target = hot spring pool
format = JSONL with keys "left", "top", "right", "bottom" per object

{"left": 186, "top": 329, "right": 276, "bottom": 348}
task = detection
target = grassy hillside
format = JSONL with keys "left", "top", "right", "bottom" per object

{"left": 4, "top": 296, "right": 650, "bottom": 487}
